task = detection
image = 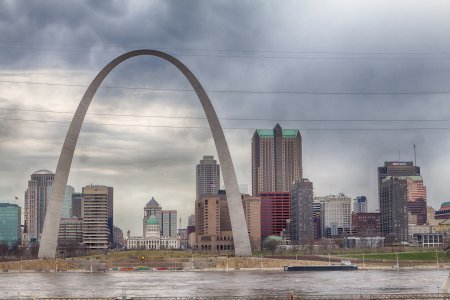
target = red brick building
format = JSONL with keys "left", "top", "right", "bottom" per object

{"left": 352, "top": 213, "right": 381, "bottom": 237}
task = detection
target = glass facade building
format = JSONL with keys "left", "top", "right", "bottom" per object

{"left": 0, "top": 203, "right": 21, "bottom": 248}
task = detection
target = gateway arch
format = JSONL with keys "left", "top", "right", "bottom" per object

{"left": 38, "top": 50, "right": 252, "bottom": 258}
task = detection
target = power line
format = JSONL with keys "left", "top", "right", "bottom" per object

{"left": 2, "top": 40, "right": 450, "bottom": 56}
{"left": 1, "top": 79, "right": 450, "bottom": 95}
{"left": 3, "top": 116, "right": 450, "bottom": 131}
{"left": 1, "top": 107, "right": 450, "bottom": 123}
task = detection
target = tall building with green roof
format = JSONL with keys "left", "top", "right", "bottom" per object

{"left": 251, "top": 123, "right": 302, "bottom": 195}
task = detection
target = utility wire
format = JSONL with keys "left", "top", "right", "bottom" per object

{"left": 1, "top": 107, "right": 449, "bottom": 123}
{"left": 3, "top": 117, "right": 450, "bottom": 131}
{"left": 1, "top": 79, "right": 450, "bottom": 95}
{"left": 2, "top": 40, "right": 450, "bottom": 56}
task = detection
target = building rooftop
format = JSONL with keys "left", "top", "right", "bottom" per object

{"left": 32, "top": 169, "right": 54, "bottom": 175}
{"left": 145, "top": 197, "right": 160, "bottom": 208}
{"left": 256, "top": 129, "right": 299, "bottom": 138}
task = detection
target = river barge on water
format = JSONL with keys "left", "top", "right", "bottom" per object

{"left": 284, "top": 265, "right": 358, "bottom": 271}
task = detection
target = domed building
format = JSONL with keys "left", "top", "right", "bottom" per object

{"left": 126, "top": 197, "right": 179, "bottom": 250}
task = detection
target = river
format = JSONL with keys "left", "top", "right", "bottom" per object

{"left": 0, "top": 269, "right": 448, "bottom": 298}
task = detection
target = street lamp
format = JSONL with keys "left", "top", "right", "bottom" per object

{"left": 92, "top": 289, "right": 95, "bottom": 298}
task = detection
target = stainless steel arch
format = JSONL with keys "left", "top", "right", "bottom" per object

{"left": 38, "top": 50, "right": 252, "bottom": 258}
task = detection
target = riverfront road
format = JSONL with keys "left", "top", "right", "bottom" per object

{"left": 1, "top": 294, "right": 450, "bottom": 300}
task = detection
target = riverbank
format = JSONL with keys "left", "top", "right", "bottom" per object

{"left": 2, "top": 255, "right": 450, "bottom": 272}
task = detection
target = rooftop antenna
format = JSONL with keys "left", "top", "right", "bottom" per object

{"left": 414, "top": 144, "right": 417, "bottom": 166}
{"left": 398, "top": 151, "right": 401, "bottom": 162}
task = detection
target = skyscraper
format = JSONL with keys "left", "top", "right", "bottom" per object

{"left": 290, "top": 179, "right": 314, "bottom": 245}
{"left": 196, "top": 155, "right": 220, "bottom": 200}
{"left": 0, "top": 203, "right": 21, "bottom": 248}
{"left": 71, "top": 192, "right": 83, "bottom": 218}
{"left": 251, "top": 123, "right": 302, "bottom": 195}
{"left": 378, "top": 161, "right": 426, "bottom": 243}
{"left": 24, "top": 169, "right": 54, "bottom": 242}
{"left": 353, "top": 196, "right": 368, "bottom": 213}
{"left": 82, "top": 185, "right": 113, "bottom": 250}
{"left": 378, "top": 162, "right": 420, "bottom": 193}
{"left": 380, "top": 177, "right": 408, "bottom": 243}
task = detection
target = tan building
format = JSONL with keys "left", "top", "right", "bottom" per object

{"left": 242, "top": 194, "right": 261, "bottom": 250}
{"left": 82, "top": 185, "right": 113, "bottom": 250}
{"left": 195, "top": 192, "right": 261, "bottom": 252}
{"left": 251, "top": 123, "right": 302, "bottom": 196}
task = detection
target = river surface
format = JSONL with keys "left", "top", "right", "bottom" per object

{"left": 0, "top": 269, "right": 448, "bottom": 298}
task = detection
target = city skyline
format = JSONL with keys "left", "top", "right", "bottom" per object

{"left": 2, "top": 1, "right": 450, "bottom": 236}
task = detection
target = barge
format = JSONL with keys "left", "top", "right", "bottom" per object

{"left": 284, "top": 265, "right": 358, "bottom": 271}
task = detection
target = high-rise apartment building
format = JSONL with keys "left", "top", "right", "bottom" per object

{"left": 317, "top": 194, "right": 352, "bottom": 238}
{"left": 0, "top": 203, "right": 21, "bottom": 248}
{"left": 290, "top": 179, "right": 314, "bottom": 245}
{"left": 251, "top": 123, "right": 302, "bottom": 195}
{"left": 196, "top": 156, "right": 220, "bottom": 200}
{"left": 380, "top": 177, "right": 408, "bottom": 243}
{"left": 260, "top": 192, "right": 291, "bottom": 239}
{"left": 82, "top": 185, "right": 113, "bottom": 250}
{"left": 24, "top": 169, "right": 54, "bottom": 242}
{"left": 353, "top": 196, "right": 368, "bottom": 213}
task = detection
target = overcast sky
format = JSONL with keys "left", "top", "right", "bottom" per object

{"left": 2, "top": 0, "right": 450, "bottom": 235}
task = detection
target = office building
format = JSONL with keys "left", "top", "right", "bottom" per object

{"left": 352, "top": 213, "right": 381, "bottom": 237}
{"left": 188, "top": 214, "right": 196, "bottom": 226}
{"left": 0, "top": 203, "right": 21, "bottom": 248}
{"left": 58, "top": 217, "right": 83, "bottom": 245}
{"left": 380, "top": 177, "right": 408, "bottom": 243}
{"left": 82, "top": 185, "right": 113, "bottom": 250}
{"left": 290, "top": 179, "right": 314, "bottom": 245}
{"left": 378, "top": 161, "right": 420, "bottom": 188}
{"left": 71, "top": 192, "right": 83, "bottom": 218}
{"left": 353, "top": 196, "right": 368, "bottom": 213}
{"left": 251, "top": 123, "right": 302, "bottom": 195}
{"left": 196, "top": 155, "right": 220, "bottom": 200}
{"left": 113, "top": 226, "right": 124, "bottom": 247}
{"left": 62, "top": 185, "right": 75, "bottom": 218}
{"left": 24, "top": 169, "right": 54, "bottom": 242}
{"left": 312, "top": 202, "right": 322, "bottom": 240}
{"left": 317, "top": 194, "right": 352, "bottom": 238}
{"left": 195, "top": 193, "right": 233, "bottom": 252}
{"left": 242, "top": 194, "right": 261, "bottom": 250}
{"left": 260, "top": 192, "right": 291, "bottom": 239}
{"left": 405, "top": 176, "right": 427, "bottom": 225}
{"left": 161, "top": 210, "right": 177, "bottom": 238}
